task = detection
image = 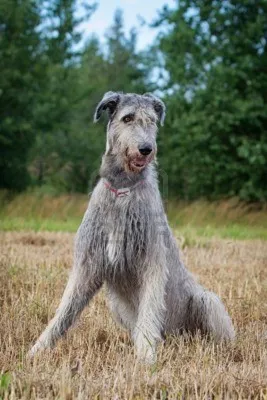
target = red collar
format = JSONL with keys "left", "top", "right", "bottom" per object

{"left": 103, "top": 180, "right": 144, "bottom": 197}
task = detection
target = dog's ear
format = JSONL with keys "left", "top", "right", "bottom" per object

{"left": 94, "top": 91, "right": 121, "bottom": 122}
{"left": 143, "top": 93, "right": 166, "bottom": 126}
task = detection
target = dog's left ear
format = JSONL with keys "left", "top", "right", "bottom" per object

{"left": 143, "top": 93, "right": 166, "bottom": 126}
{"left": 94, "top": 91, "right": 121, "bottom": 122}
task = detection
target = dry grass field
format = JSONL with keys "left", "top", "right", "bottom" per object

{"left": 1, "top": 229, "right": 267, "bottom": 399}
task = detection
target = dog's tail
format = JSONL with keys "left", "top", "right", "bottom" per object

{"left": 186, "top": 290, "right": 235, "bottom": 341}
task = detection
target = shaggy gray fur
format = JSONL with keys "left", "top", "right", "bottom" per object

{"left": 30, "top": 92, "right": 235, "bottom": 363}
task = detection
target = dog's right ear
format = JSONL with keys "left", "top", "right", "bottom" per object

{"left": 94, "top": 91, "right": 121, "bottom": 122}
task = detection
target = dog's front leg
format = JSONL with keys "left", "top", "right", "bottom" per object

{"left": 29, "top": 259, "right": 102, "bottom": 356}
{"left": 133, "top": 255, "right": 167, "bottom": 364}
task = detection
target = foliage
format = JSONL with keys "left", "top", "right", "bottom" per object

{"left": 29, "top": 7, "right": 151, "bottom": 192}
{"left": 156, "top": 0, "right": 267, "bottom": 200}
{"left": 0, "top": 0, "right": 42, "bottom": 190}
{"left": 0, "top": 0, "right": 267, "bottom": 200}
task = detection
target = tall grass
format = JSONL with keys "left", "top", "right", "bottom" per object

{"left": 0, "top": 190, "right": 267, "bottom": 239}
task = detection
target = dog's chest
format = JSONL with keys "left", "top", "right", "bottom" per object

{"left": 103, "top": 197, "right": 154, "bottom": 269}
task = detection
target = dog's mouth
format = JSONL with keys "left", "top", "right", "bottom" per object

{"left": 130, "top": 158, "right": 148, "bottom": 171}
{"left": 126, "top": 154, "right": 154, "bottom": 173}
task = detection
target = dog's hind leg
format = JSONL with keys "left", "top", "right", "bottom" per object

{"left": 29, "top": 264, "right": 102, "bottom": 355}
{"left": 186, "top": 290, "right": 235, "bottom": 341}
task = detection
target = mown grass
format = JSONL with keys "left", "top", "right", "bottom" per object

{"left": 1, "top": 192, "right": 267, "bottom": 398}
{"left": 0, "top": 191, "right": 267, "bottom": 240}
{"left": 1, "top": 231, "right": 267, "bottom": 398}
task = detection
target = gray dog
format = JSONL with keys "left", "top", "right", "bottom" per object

{"left": 30, "top": 91, "right": 234, "bottom": 363}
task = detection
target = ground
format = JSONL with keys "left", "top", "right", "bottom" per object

{"left": 1, "top": 228, "right": 267, "bottom": 399}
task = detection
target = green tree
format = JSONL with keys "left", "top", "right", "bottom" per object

{"left": 0, "top": 0, "right": 42, "bottom": 190}
{"left": 104, "top": 9, "right": 151, "bottom": 93}
{"left": 33, "top": 9, "right": 152, "bottom": 193}
{"left": 156, "top": 0, "right": 267, "bottom": 200}
{"left": 42, "top": 37, "right": 108, "bottom": 192}
{"left": 29, "top": 0, "right": 97, "bottom": 189}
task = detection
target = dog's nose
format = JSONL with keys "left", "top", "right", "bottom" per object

{"left": 139, "top": 146, "right": 152, "bottom": 156}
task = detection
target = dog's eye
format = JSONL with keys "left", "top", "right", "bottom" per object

{"left": 123, "top": 115, "right": 133, "bottom": 123}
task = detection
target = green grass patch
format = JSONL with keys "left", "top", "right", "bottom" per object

{"left": 0, "top": 191, "right": 266, "bottom": 240}
{"left": 173, "top": 223, "right": 267, "bottom": 242}
{"left": 0, "top": 216, "right": 81, "bottom": 232}
{"left": 0, "top": 372, "right": 11, "bottom": 399}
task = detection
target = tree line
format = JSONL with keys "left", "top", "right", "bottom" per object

{"left": 1, "top": 0, "right": 267, "bottom": 201}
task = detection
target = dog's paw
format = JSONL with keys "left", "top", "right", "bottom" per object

{"left": 138, "top": 350, "right": 157, "bottom": 365}
{"left": 28, "top": 340, "right": 46, "bottom": 357}
{"left": 136, "top": 343, "right": 157, "bottom": 365}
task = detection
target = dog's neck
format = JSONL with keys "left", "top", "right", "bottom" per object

{"left": 100, "top": 153, "right": 156, "bottom": 189}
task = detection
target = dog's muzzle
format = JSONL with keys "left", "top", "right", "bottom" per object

{"left": 125, "top": 147, "right": 155, "bottom": 173}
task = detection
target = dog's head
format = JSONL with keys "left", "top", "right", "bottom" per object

{"left": 94, "top": 92, "right": 165, "bottom": 174}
